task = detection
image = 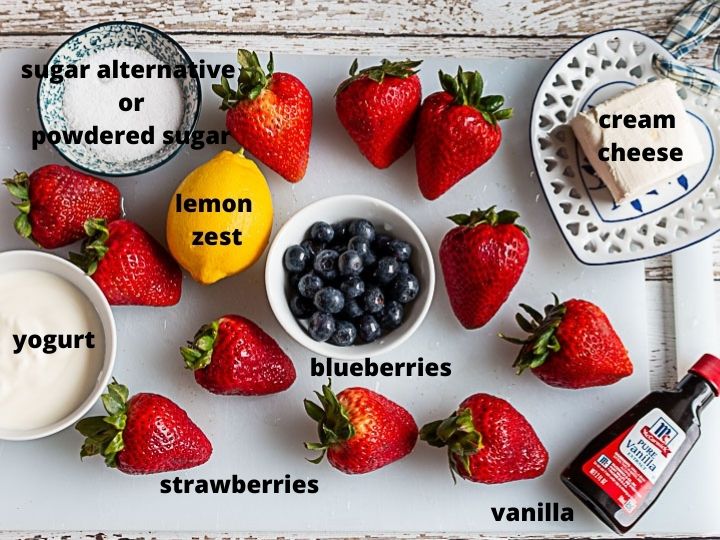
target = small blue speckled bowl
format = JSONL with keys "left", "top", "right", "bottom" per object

{"left": 38, "top": 21, "right": 201, "bottom": 177}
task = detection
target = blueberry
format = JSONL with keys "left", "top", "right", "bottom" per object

{"left": 289, "top": 272, "right": 301, "bottom": 290}
{"left": 348, "top": 235, "right": 376, "bottom": 266}
{"left": 340, "top": 275, "right": 365, "bottom": 299}
{"left": 363, "top": 286, "right": 385, "bottom": 314}
{"left": 348, "top": 219, "right": 375, "bottom": 242}
{"left": 338, "top": 250, "right": 363, "bottom": 276}
{"left": 298, "top": 273, "right": 323, "bottom": 299}
{"left": 374, "top": 256, "right": 400, "bottom": 284}
{"left": 329, "top": 320, "right": 357, "bottom": 347}
{"left": 284, "top": 244, "right": 309, "bottom": 273}
{"left": 314, "top": 287, "right": 345, "bottom": 314}
{"left": 290, "top": 295, "right": 314, "bottom": 319}
{"left": 301, "top": 239, "right": 323, "bottom": 259}
{"left": 313, "top": 249, "right": 339, "bottom": 281}
{"left": 374, "top": 234, "right": 392, "bottom": 253}
{"left": 388, "top": 239, "right": 412, "bottom": 262}
{"left": 332, "top": 220, "right": 350, "bottom": 244}
{"left": 310, "top": 221, "right": 334, "bottom": 244}
{"left": 397, "top": 261, "right": 411, "bottom": 275}
{"left": 380, "top": 301, "right": 404, "bottom": 330}
{"left": 391, "top": 273, "right": 420, "bottom": 303}
{"left": 358, "top": 315, "right": 382, "bottom": 343}
{"left": 343, "top": 299, "right": 364, "bottom": 319}
{"left": 308, "top": 312, "right": 336, "bottom": 342}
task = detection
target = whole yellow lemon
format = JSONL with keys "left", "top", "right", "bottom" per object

{"left": 166, "top": 150, "right": 273, "bottom": 284}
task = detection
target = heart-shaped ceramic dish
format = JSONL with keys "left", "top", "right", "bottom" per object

{"left": 531, "top": 29, "right": 720, "bottom": 265}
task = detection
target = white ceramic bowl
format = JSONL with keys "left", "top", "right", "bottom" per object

{"left": 265, "top": 195, "right": 435, "bottom": 360}
{"left": 0, "top": 251, "right": 117, "bottom": 441}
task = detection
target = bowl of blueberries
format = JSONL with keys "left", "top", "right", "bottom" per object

{"left": 265, "top": 195, "right": 435, "bottom": 360}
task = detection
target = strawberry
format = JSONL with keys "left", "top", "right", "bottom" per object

{"left": 414, "top": 68, "right": 513, "bottom": 200}
{"left": 213, "top": 50, "right": 312, "bottom": 183}
{"left": 304, "top": 381, "right": 418, "bottom": 474}
{"left": 76, "top": 381, "right": 212, "bottom": 475}
{"left": 70, "top": 218, "right": 182, "bottom": 306}
{"left": 440, "top": 206, "right": 529, "bottom": 329}
{"left": 501, "top": 295, "right": 633, "bottom": 389}
{"left": 3, "top": 165, "right": 122, "bottom": 249}
{"left": 181, "top": 315, "right": 296, "bottom": 395}
{"left": 420, "top": 393, "right": 548, "bottom": 484}
{"left": 335, "top": 58, "right": 422, "bottom": 168}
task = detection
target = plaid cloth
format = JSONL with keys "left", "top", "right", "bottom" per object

{"left": 652, "top": 0, "right": 720, "bottom": 96}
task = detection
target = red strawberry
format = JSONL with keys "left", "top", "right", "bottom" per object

{"left": 440, "top": 206, "right": 529, "bottom": 329}
{"left": 3, "top": 165, "right": 122, "bottom": 249}
{"left": 304, "top": 382, "right": 418, "bottom": 474}
{"left": 335, "top": 58, "right": 422, "bottom": 168}
{"left": 213, "top": 50, "right": 312, "bottom": 182}
{"left": 181, "top": 315, "right": 296, "bottom": 395}
{"left": 501, "top": 295, "right": 633, "bottom": 389}
{"left": 420, "top": 393, "right": 548, "bottom": 484}
{"left": 76, "top": 381, "right": 212, "bottom": 475}
{"left": 415, "top": 68, "right": 513, "bottom": 200}
{"left": 70, "top": 218, "right": 182, "bottom": 306}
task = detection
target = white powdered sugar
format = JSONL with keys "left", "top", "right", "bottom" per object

{"left": 62, "top": 47, "right": 184, "bottom": 163}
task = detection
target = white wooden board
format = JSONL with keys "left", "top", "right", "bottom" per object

{"left": 0, "top": 49, "right": 666, "bottom": 534}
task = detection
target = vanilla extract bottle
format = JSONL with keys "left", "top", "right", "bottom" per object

{"left": 561, "top": 354, "right": 720, "bottom": 534}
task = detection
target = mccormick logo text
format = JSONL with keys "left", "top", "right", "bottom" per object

{"left": 640, "top": 419, "right": 677, "bottom": 457}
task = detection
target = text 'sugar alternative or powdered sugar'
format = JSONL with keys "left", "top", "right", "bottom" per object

{"left": 63, "top": 47, "right": 184, "bottom": 162}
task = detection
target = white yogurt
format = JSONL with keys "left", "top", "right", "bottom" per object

{"left": 0, "top": 270, "right": 104, "bottom": 431}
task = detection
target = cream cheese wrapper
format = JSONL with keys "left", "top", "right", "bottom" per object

{"left": 570, "top": 80, "right": 704, "bottom": 204}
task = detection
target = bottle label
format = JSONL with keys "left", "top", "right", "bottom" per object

{"left": 581, "top": 408, "right": 686, "bottom": 514}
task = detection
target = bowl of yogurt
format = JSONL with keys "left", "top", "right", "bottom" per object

{"left": 37, "top": 21, "right": 201, "bottom": 176}
{"left": 0, "top": 250, "right": 116, "bottom": 441}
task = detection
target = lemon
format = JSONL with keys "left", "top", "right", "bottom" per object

{"left": 166, "top": 150, "right": 273, "bottom": 284}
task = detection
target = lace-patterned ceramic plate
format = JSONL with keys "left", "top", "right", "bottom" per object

{"left": 531, "top": 29, "right": 720, "bottom": 265}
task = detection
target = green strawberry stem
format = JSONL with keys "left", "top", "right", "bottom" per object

{"left": 3, "top": 171, "right": 33, "bottom": 241}
{"left": 419, "top": 408, "right": 483, "bottom": 479}
{"left": 75, "top": 380, "right": 129, "bottom": 468}
{"left": 69, "top": 218, "right": 110, "bottom": 276}
{"left": 335, "top": 58, "right": 422, "bottom": 95}
{"left": 303, "top": 380, "right": 355, "bottom": 464}
{"left": 439, "top": 66, "right": 513, "bottom": 124}
{"left": 499, "top": 293, "right": 567, "bottom": 373}
{"left": 181, "top": 320, "right": 219, "bottom": 371}
{"left": 447, "top": 206, "right": 530, "bottom": 237}
{"left": 212, "top": 49, "right": 274, "bottom": 110}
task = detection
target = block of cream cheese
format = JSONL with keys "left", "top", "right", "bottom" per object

{"left": 570, "top": 79, "right": 703, "bottom": 204}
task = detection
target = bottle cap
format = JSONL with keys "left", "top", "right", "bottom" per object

{"left": 689, "top": 354, "right": 720, "bottom": 395}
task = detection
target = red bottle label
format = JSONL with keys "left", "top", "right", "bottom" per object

{"left": 582, "top": 408, "right": 686, "bottom": 514}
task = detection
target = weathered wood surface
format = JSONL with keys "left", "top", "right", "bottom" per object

{"left": 1, "top": 531, "right": 717, "bottom": 540}
{"left": 1, "top": 33, "right": 718, "bottom": 64}
{"left": 0, "top": 0, "right": 700, "bottom": 37}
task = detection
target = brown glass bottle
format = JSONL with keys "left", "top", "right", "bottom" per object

{"left": 561, "top": 354, "right": 720, "bottom": 534}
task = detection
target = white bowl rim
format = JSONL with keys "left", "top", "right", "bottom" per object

{"left": 0, "top": 250, "right": 117, "bottom": 441}
{"left": 265, "top": 194, "right": 436, "bottom": 361}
